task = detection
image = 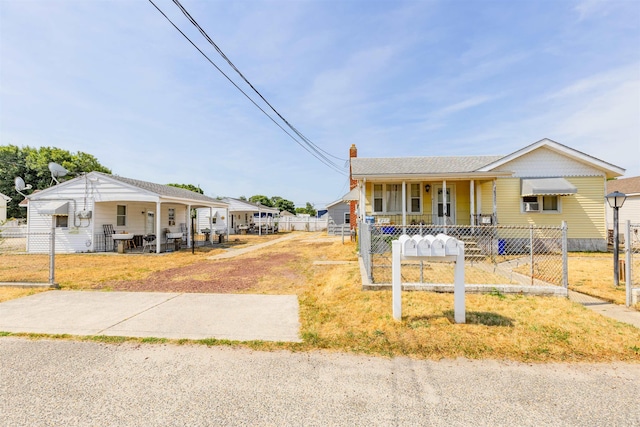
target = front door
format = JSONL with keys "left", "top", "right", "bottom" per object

{"left": 433, "top": 185, "right": 456, "bottom": 225}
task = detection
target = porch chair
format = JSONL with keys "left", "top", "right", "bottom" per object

{"left": 103, "top": 224, "right": 115, "bottom": 252}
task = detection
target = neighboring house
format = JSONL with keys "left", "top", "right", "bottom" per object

{"left": 0, "top": 192, "right": 10, "bottom": 222}
{"left": 197, "top": 197, "right": 280, "bottom": 234}
{"left": 325, "top": 187, "right": 360, "bottom": 234}
{"left": 606, "top": 176, "right": 640, "bottom": 237}
{"left": 350, "top": 138, "right": 625, "bottom": 251}
{"left": 23, "top": 171, "right": 228, "bottom": 253}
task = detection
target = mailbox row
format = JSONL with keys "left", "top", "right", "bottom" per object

{"left": 398, "top": 234, "right": 462, "bottom": 257}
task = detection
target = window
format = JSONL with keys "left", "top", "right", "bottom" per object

{"left": 373, "top": 184, "right": 383, "bottom": 212}
{"left": 522, "top": 196, "right": 560, "bottom": 213}
{"left": 168, "top": 208, "right": 175, "bottom": 226}
{"left": 386, "top": 184, "right": 402, "bottom": 212}
{"left": 117, "top": 205, "right": 127, "bottom": 226}
{"left": 55, "top": 216, "right": 68, "bottom": 228}
{"left": 344, "top": 212, "right": 350, "bottom": 224}
{"left": 408, "top": 183, "right": 421, "bottom": 213}
{"left": 542, "top": 196, "right": 559, "bottom": 212}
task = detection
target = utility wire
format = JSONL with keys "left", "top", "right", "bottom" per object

{"left": 148, "top": 0, "right": 347, "bottom": 174}
{"left": 171, "top": 0, "right": 346, "bottom": 167}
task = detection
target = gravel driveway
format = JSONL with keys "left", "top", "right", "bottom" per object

{"left": 2, "top": 338, "right": 639, "bottom": 426}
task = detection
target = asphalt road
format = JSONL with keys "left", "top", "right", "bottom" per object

{"left": 1, "top": 338, "right": 639, "bottom": 426}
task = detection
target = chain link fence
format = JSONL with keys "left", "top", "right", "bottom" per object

{"left": 0, "top": 229, "right": 54, "bottom": 285}
{"left": 358, "top": 222, "right": 566, "bottom": 289}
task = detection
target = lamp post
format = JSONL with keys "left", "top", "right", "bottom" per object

{"left": 605, "top": 191, "right": 627, "bottom": 286}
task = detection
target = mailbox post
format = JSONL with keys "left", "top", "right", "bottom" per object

{"left": 392, "top": 234, "right": 465, "bottom": 323}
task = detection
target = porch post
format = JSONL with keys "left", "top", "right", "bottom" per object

{"left": 492, "top": 179, "right": 497, "bottom": 224}
{"left": 402, "top": 181, "right": 406, "bottom": 232}
{"left": 187, "top": 204, "right": 192, "bottom": 248}
{"left": 360, "top": 179, "right": 366, "bottom": 223}
{"left": 470, "top": 180, "right": 475, "bottom": 226}
{"left": 226, "top": 207, "right": 230, "bottom": 237}
{"left": 443, "top": 180, "right": 447, "bottom": 224}
{"left": 209, "top": 207, "right": 213, "bottom": 244}
{"left": 155, "top": 200, "right": 162, "bottom": 253}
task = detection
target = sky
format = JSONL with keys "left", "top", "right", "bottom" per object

{"left": 1, "top": 0, "right": 639, "bottom": 208}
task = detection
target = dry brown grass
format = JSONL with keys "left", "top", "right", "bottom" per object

{"left": 568, "top": 253, "right": 638, "bottom": 307}
{"left": 0, "top": 287, "right": 48, "bottom": 303}
{"left": 1, "top": 232, "right": 639, "bottom": 362}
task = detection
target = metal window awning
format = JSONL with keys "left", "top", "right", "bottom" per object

{"left": 521, "top": 178, "right": 577, "bottom": 196}
{"left": 39, "top": 201, "right": 69, "bottom": 215}
{"left": 342, "top": 187, "right": 360, "bottom": 202}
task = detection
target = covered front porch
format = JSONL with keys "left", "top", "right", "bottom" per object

{"left": 95, "top": 199, "right": 228, "bottom": 254}
{"left": 357, "top": 178, "right": 500, "bottom": 228}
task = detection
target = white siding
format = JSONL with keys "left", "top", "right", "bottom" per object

{"left": 494, "top": 147, "right": 604, "bottom": 177}
{"left": 606, "top": 196, "right": 640, "bottom": 229}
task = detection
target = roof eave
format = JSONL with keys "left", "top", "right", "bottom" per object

{"left": 352, "top": 171, "right": 513, "bottom": 180}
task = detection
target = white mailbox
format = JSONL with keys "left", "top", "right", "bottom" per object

{"left": 437, "top": 233, "right": 460, "bottom": 255}
{"left": 415, "top": 235, "right": 430, "bottom": 256}
{"left": 399, "top": 234, "right": 418, "bottom": 257}
{"left": 424, "top": 235, "right": 445, "bottom": 256}
{"left": 392, "top": 233, "right": 465, "bottom": 324}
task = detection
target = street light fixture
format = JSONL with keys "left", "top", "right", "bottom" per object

{"left": 605, "top": 191, "right": 627, "bottom": 286}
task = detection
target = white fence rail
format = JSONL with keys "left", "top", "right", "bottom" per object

{"left": 277, "top": 216, "right": 327, "bottom": 232}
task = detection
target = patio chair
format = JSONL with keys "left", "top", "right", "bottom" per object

{"left": 103, "top": 224, "right": 115, "bottom": 252}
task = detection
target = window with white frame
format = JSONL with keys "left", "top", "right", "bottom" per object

{"left": 55, "top": 215, "right": 68, "bottom": 228}
{"left": 408, "top": 183, "right": 421, "bottom": 213}
{"left": 117, "top": 205, "right": 127, "bottom": 226}
{"left": 522, "top": 196, "right": 560, "bottom": 213}
{"left": 386, "top": 184, "right": 402, "bottom": 212}
{"left": 344, "top": 212, "right": 350, "bottom": 224}
{"left": 373, "top": 184, "right": 383, "bottom": 212}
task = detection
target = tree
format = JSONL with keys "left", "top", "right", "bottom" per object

{"left": 295, "top": 202, "right": 317, "bottom": 216}
{"left": 0, "top": 145, "right": 111, "bottom": 219}
{"left": 167, "top": 183, "right": 204, "bottom": 194}
{"left": 272, "top": 196, "right": 296, "bottom": 214}
{"left": 248, "top": 195, "right": 274, "bottom": 207}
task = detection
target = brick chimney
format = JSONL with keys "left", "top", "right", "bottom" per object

{"left": 349, "top": 144, "right": 357, "bottom": 230}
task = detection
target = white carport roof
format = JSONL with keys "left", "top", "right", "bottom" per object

{"left": 221, "top": 197, "right": 280, "bottom": 214}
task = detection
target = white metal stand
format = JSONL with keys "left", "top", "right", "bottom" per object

{"left": 392, "top": 234, "right": 466, "bottom": 323}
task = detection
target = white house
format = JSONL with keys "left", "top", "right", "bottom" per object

{"left": 196, "top": 197, "right": 280, "bottom": 235}
{"left": 0, "top": 192, "right": 10, "bottom": 222}
{"left": 23, "top": 172, "right": 228, "bottom": 253}
{"left": 606, "top": 176, "right": 640, "bottom": 240}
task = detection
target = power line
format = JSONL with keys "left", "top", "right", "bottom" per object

{"left": 147, "top": 0, "right": 347, "bottom": 175}
{"left": 170, "top": 0, "right": 347, "bottom": 166}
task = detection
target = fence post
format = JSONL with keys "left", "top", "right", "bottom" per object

{"left": 530, "top": 225, "right": 534, "bottom": 285}
{"left": 562, "top": 221, "right": 568, "bottom": 289}
{"left": 625, "top": 220, "right": 631, "bottom": 307}
{"left": 392, "top": 240, "right": 402, "bottom": 320}
{"left": 49, "top": 218, "right": 56, "bottom": 286}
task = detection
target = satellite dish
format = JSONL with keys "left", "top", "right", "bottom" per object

{"left": 48, "top": 162, "right": 69, "bottom": 184}
{"left": 14, "top": 177, "right": 32, "bottom": 197}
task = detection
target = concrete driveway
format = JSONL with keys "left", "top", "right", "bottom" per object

{"left": 0, "top": 290, "right": 301, "bottom": 342}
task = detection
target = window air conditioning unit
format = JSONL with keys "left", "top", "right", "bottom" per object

{"left": 524, "top": 202, "right": 539, "bottom": 212}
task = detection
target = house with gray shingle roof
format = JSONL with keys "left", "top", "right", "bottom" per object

{"left": 605, "top": 176, "right": 640, "bottom": 236}
{"left": 22, "top": 171, "right": 228, "bottom": 253}
{"left": 350, "top": 138, "right": 625, "bottom": 251}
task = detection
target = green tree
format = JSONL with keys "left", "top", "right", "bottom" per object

{"left": 271, "top": 196, "right": 296, "bottom": 214}
{"left": 295, "top": 202, "right": 317, "bottom": 216}
{"left": 0, "top": 145, "right": 111, "bottom": 218}
{"left": 248, "top": 195, "right": 274, "bottom": 207}
{"left": 167, "top": 183, "right": 204, "bottom": 194}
